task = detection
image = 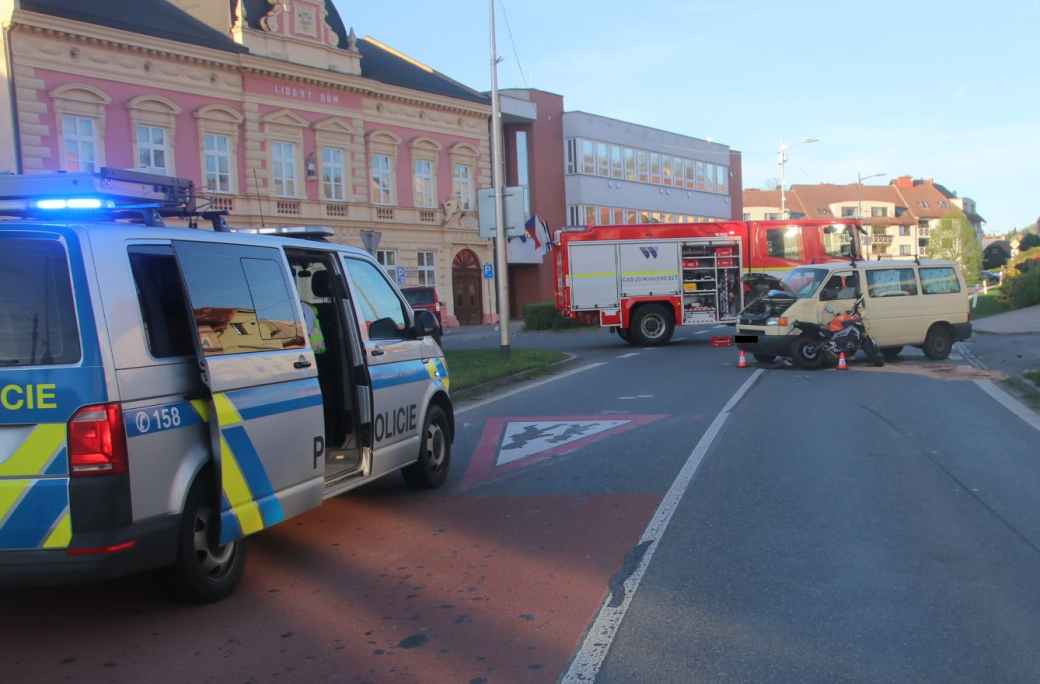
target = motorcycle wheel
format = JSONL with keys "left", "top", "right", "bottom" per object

{"left": 863, "top": 336, "right": 885, "bottom": 367}
{"left": 792, "top": 336, "right": 824, "bottom": 370}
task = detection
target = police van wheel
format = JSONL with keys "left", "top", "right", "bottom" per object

{"left": 403, "top": 405, "right": 451, "bottom": 489}
{"left": 167, "top": 475, "right": 248, "bottom": 603}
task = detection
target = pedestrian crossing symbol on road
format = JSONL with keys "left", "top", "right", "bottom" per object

{"left": 496, "top": 421, "right": 630, "bottom": 465}
{"left": 460, "top": 414, "right": 668, "bottom": 489}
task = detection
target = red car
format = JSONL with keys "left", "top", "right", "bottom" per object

{"left": 401, "top": 286, "right": 443, "bottom": 325}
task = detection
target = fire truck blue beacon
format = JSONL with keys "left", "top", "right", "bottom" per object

{"left": 0, "top": 168, "right": 454, "bottom": 603}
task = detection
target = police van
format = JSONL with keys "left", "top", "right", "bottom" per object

{"left": 0, "top": 169, "right": 453, "bottom": 602}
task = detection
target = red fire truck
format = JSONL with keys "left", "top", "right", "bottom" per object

{"left": 552, "top": 219, "right": 864, "bottom": 346}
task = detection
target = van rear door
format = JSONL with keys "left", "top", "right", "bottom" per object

{"left": 0, "top": 231, "right": 105, "bottom": 551}
{"left": 172, "top": 240, "right": 324, "bottom": 545}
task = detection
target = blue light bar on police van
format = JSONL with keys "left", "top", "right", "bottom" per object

{"left": 35, "top": 198, "right": 117, "bottom": 210}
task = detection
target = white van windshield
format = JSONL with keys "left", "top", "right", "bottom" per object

{"left": 781, "top": 267, "right": 829, "bottom": 298}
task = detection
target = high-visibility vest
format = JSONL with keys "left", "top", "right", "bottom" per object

{"left": 303, "top": 302, "right": 326, "bottom": 354}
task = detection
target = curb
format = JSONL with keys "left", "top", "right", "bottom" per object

{"left": 450, "top": 352, "right": 580, "bottom": 401}
{"left": 971, "top": 329, "right": 1040, "bottom": 336}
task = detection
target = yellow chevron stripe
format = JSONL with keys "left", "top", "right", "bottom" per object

{"left": 190, "top": 399, "right": 211, "bottom": 423}
{"left": 0, "top": 424, "right": 64, "bottom": 477}
{"left": 219, "top": 434, "right": 264, "bottom": 536}
{"left": 0, "top": 479, "right": 31, "bottom": 524}
{"left": 43, "top": 510, "right": 71, "bottom": 548}
{"left": 212, "top": 394, "right": 242, "bottom": 426}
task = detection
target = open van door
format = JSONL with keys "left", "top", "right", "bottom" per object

{"left": 173, "top": 240, "right": 324, "bottom": 544}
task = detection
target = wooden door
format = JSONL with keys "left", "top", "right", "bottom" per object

{"left": 452, "top": 250, "right": 483, "bottom": 325}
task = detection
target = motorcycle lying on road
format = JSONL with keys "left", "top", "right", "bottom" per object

{"left": 790, "top": 295, "right": 885, "bottom": 370}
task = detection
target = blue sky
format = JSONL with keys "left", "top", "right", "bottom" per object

{"left": 336, "top": 0, "right": 1039, "bottom": 233}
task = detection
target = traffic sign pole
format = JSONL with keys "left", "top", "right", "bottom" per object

{"left": 489, "top": 0, "right": 510, "bottom": 361}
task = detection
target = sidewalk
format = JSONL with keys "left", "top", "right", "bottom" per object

{"left": 971, "top": 304, "right": 1040, "bottom": 334}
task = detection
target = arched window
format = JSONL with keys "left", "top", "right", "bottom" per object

{"left": 49, "top": 84, "right": 111, "bottom": 172}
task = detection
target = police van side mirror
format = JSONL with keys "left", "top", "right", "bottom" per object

{"left": 414, "top": 310, "right": 441, "bottom": 339}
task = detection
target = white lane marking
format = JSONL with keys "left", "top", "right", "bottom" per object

{"left": 974, "top": 380, "right": 1040, "bottom": 434}
{"left": 616, "top": 352, "right": 640, "bottom": 358}
{"left": 562, "top": 368, "right": 765, "bottom": 683}
{"left": 456, "top": 362, "right": 607, "bottom": 415}
{"left": 618, "top": 395, "right": 653, "bottom": 400}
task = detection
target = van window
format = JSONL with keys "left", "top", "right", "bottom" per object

{"left": 128, "top": 246, "right": 194, "bottom": 358}
{"left": 919, "top": 267, "right": 961, "bottom": 294}
{"left": 177, "top": 245, "right": 304, "bottom": 355}
{"left": 765, "top": 227, "right": 803, "bottom": 260}
{"left": 342, "top": 257, "right": 408, "bottom": 340}
{"left": 866, "top": 268, "right": 918, "bottom": 297}
{"left": 0, "top": 239, "right": 81, "bottom": 366}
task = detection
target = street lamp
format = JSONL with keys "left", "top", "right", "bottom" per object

{"left": 856, "top": 172, "right": 886, "bottom": 220}
{"left": 779, "top": 138, "right": 817, "bottom": 218}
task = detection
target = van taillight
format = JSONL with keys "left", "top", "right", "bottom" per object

{"left": 68, "top": 403, "right": 128, "bottom": 476}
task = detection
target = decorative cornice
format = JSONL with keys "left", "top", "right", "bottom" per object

{"left": 10, "top": 9, "right": 491, "bottom": 120}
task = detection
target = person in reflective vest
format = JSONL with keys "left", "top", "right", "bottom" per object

{"left": 302, "top": 302, "right": 326, "bottom": 354}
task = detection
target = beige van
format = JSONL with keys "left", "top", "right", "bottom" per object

{"left": 736, "top": 259, "right": 972, "bottom": 365}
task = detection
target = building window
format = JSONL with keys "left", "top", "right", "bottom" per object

{"left": 453, "top": 163, "right": 473, "bottom": 210}
{"left": 662, "top": 155, "right": 673, "bottom": 186}
{"left": 271, "top": 141, "right": 297, "bottom": 197}
{"left": 596, "top": 142, "right": 609, "bottom": 177}
{"left": 637, "top": 150, "right": 648, "bottom": 183}
{"left": 204, "top": 133, "right": 231, "bottom": 193}
{"left": 900, "top": 245, "right": 912, "bottom": 255}
{"left": 765, "top": 212, "right": 782, "bottom": 220}
{"left": 871, "top": 206, "right": 888, "bottom": 217}
{"left": 900, "top": 226, "right": 911, "bottom": 236}
{"left": 516, "top": 131, "right": 531, "bottom": 215}
{"left": 743, "top": 212, "right": 751, "bottom": 220}
{"left": 376, "top": 249, "right": 397, "bottom": 276}
{"left": 371, "top": 154, "right": 392, "bottom": 205}
{"left": 62, "top": 115, "right": 98, "bottom": 173}
{"left": 918, "top": 201, "right": 930, "bottom": 208}
{"left": 413, "top": 159, "right": 434, "bottom": 208}
{"left": 417, "top": 251, "right": 436, "bottom": 286}
{"left": 610, "top": 144, "right": 623, "bottom": 179}
{"left": 582, "top": 139, "right": 594, "bottom": 174}
{"left": 624, "top": 148, "right": 635, "bottom": 181}
{"left": 322, "top": 147, "right": 346, "bottom": 201}
{"left": 649, "top": 153, "right": 661, "bottom": 184}
{"left": 196, "top": 104, "right": 243, "bottom": 195}
{"left": 136, "top": 125, "right": 168, "bottom": 174}
{"left": 841, "top": 206, "right": 857, "bottom": 217}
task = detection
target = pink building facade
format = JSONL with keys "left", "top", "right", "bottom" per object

{"left": 0, "top": 0, "right": 496, "bottom": 325}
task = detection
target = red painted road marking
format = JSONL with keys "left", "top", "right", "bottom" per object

{"left": 460, "top": 415, "right": 668, "bottom": 490}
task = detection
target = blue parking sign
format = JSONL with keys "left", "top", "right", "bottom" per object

{"left": 396, "top": 266, "right": 406, "bottom": 285}
{"left": 483, "top": 263, "right": 494, "bottom": 279}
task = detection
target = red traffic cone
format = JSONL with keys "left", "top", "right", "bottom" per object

{"left": 837, "top": 352, "right": 848, "bottom": 370}
{"left": 737, "top": 350, "right": 748, "bottom": 368}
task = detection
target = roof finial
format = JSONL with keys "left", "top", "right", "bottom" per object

{"left": 348, "top": 27, "right": 358, "bottom": 52}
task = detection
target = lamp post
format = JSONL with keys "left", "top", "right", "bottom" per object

{"left": 488, "top": 0, "right": 510, "bottom": 360}
{"left": 857, "top": 172, "right": 885, "bottom": 259}
{"left": 856, "top": 172, "right": 886, "bottom": 220}
{"left": 778, "top": 138, "right": 817, "bottom": 218}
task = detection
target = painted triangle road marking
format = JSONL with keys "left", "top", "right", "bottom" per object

{"left": 460, "top": 414, "right": 668, "bottom": 490}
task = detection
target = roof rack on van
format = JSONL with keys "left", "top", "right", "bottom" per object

{"left": 0, "top": 168, "right": 228, "bottom": 230}
{"left": 227, "top": 225, "right": 334, "bottom": 241}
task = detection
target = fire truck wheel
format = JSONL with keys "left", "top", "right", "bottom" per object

{"left": 630, "top": 304, "right": 675, "bottom": 347}
{"left": 616, "top": 327, "right": 633, "bottom": 343}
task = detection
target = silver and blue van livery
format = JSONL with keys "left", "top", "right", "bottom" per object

{"left": 0, "top": 169, "right": 452, "bottom": 602}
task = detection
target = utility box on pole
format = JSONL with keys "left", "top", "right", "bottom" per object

{"left": 477, "top": 187, "right": 526, "bottom": 239}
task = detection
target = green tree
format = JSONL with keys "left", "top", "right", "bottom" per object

{"left": 1019, "top": 232, "right": 1040, "bottom": 251}
{"left": 928, "top": 207, "right": 981, "bottom": 281}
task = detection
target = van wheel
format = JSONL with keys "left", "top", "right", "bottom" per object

{"left": 630, "top": 304, "right": 674, "bottom": 347}
{"left": 923, "top": 326, "right": 953, "bottom": 360}
{"left": 166, "top": 474, "right": 248, "bottom": 603}
{"left": 403, "top": 405, "right": 451, "bottom": 489}
{"left": 881, "top": 345, "right": 904, "bottom": 360}
{"left": 792, "top": 337, "right": 824, "bottom": 370}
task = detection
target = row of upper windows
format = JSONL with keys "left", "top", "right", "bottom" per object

{"left": 565, "top": 138, "right": 730, "bottom": 195}
{"left": 58, "top": 113, "right": 477, "bottom": 209}
{"left": 568, "top": 204, "right": 729, "bottom": 227}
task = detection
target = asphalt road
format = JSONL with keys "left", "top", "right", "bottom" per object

{"left": 2, "top": 325, "right": 1038, "bottom": 684}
